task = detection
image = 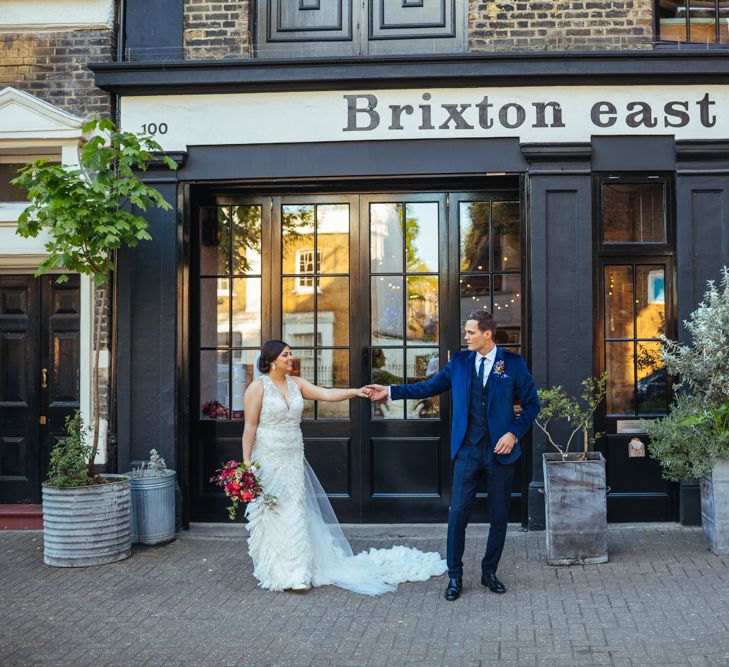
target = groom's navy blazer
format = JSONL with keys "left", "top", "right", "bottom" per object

{"left": 391, "top": 347, "right": 540, "bottom": 463}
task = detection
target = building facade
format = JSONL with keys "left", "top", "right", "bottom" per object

{"left": 0, "top": 0, "right": 116, "bottom": 512}
{"left": 90, "top": 1, "right": 729, "bottom": 527}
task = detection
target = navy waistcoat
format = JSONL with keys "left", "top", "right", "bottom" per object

{"left": 463, "top": 363, "right": 492, "bottom": 447}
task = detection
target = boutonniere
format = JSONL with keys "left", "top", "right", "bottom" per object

{"left": 492, "top": 360, "right": 507, "bottom": 378}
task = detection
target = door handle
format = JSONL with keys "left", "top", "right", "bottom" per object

{"left": 41, "top": 368, "right": 48, "bottom": 389}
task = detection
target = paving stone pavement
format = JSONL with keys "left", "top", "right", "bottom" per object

{"left": 1, "top": 523, "right": 728, "bottom": 667}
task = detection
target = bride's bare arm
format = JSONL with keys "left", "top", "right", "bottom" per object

{"left": 291, "top": 376, "right": 371, "bottom": 402}
{"left": 241, "top": 379, "right": 263, "bottom": 465}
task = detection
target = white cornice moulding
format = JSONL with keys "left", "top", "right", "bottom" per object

{"left": 0, "top": 0, "right": 113, "bottom": 29}
{"left": 0, "top": 87, "right": 86, "bottom": 141}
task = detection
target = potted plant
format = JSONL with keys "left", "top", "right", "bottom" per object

{"left": 642, "top": 267, "right": 729, "bottom": 556}
{"left": 535, "top": 374, "right": 608, "bottom": 565}
{"left": 129, "top": 449, "right": 176, "bottom": 545}
{"left": 13, "top": 118, "right": 176, "bottom": 566}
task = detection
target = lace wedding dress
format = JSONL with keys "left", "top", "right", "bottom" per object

{"left": 245, "top": 374, "right": 447, "bottom": 595}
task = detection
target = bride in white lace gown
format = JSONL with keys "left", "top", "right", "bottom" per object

{"left": 242, "top": 341, "right": 447, "bottom": 595}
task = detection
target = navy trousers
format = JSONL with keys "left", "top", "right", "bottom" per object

{"left": 446, "top": 438, "right": 516, "bottom": 579}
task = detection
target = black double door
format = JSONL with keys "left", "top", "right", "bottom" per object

{"left": 190, "top": 190, "right": 525, "bottom": 523}
{"left": 0, "top": 275, "right": 80, "bottom": 504}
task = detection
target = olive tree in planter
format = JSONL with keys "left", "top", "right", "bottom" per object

{"left": 13, "top": 118, "right": 176, "bottom": 566}
{"left": 642, "top": 267, "right": 729, "bottom": 556}
{"left": 535, "top": 374, "right": 608, "bottom": 565}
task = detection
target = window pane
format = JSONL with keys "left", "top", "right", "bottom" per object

{"left": 603, "top": 183, "right": 665, "bottom": 244}
{"left": 318, "top": 276, "right": 349, "bottom": 346}
{"left": 407, "top": 276, "right": 439, "bottom": 345}
{"left": 317, "top": 349, "right": 350, "bottom": 419}
{"left": 460, "top": 274, "right": 490, "bottom": 329}
{"left": 371, "top": 348, "right": 404, "bottom": 420}
{"left": 635, "top": 266, "right": 666, "bottom": 339}
{"left": 659, "top": 2, "right": 726, "bottom": 44}
{"left": 405, "top": 203, "right": 438, "bottom": 273}
{"left": 282, "top": 277, "right": 315, "bottom": 343}
{"left": 460, "top": 201, "right": 490, "bottom": 272}
{"left": 282, "top": 205, "right": 315, "bottom": 274}
{"left": 317, "top": 204, "right": 349, "bottom": 273}
{"left": 492, "top": 201, "right": 520, "bottom": 272}
{"left": 200, "top": 207, "right": 230, "bottom": 275}
{"left": 492, "top": 275, "right": 521, "bottom": 345}
{"left": 606, "top": 342, "right": 634, "bottom": 414}
{"left": 231, "top": 349, "right": 260, "bottom": 420}
{"left": 200, "top": 277, "right": 228, "bottom": 347}
{"left": 0, "top": 163, "right": 34, "bottom": 202}
{"left": 232, "top": 205, "right": 262, "bottom": 275}
{"left": 290, "top": 351, "right": 315, "bottom": 419}
{"left": 406, "top": 348, "right": 440, "bottom": 419}
{"left": 200, "top": 350, "right": 230, "bottom": 419}
{"left": 232, "top": 278, "right": 261, "bottom": 348}
{"left": 371, "top": 276, "right": 403, "bottom": 345}
{"left": 637, "top": 341, "right": 668, "bottom": 415}
{"left": 605, "top": 266, "right": 635, "bottom": 339}
{"left": 370, "top": 203, "right": 403, "bottom": 273}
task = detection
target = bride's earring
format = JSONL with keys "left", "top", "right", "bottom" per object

{"left": 272, "top": 363, "right": 277, "bottom": 370}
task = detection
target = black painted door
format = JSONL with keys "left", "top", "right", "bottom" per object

{"left": 0, "top": 275, "right": 80, "bottom": 503}
{"left": 190, "top": 190, "right": 525, "bottom": 522}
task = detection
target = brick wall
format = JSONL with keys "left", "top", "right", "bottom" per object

{"left": 0, "top": 30, "right": 114, "bottom": 118}
{"left": 184, "top": 0, "right": 252, "bottom": 60}
{"left": 469, "top": 0, "right": 655, "bottom": 51}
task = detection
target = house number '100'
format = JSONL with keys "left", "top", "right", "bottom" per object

{"left": 141, "top": 123, "right": 168, "bottom": 135}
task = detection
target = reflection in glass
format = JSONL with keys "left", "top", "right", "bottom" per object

{"left": 371, "top": 348, "right": 404, "bottom": 420}
{"left": 317, "top": 276, "right": 349, "bottom": 346}
{"left": 317, "top": 204, "right": 349, "bottom": 274}
{"left": 371, "top": 276, "right": 403, "bottom": 344}
{"left": 282, "top": 277, "right": 315, "bottom": 343}
{"left": 200, "top": 207, "right": 230, "bottom": 275}
{"left": 232, "top": 278, "right": 261, "bottom": 348}
{"left": 492, "top": 274, "right": 521, "bottom": 345}
{"left": 200, "top": 350, "right": 230, "bottom": 419}
{"left": 370, "top": 203, "right": 403, "bottom": 273}
{"left": 636, "top": 266, "right": 666, "bottom": 339}
{"left": 232, "top": 205, "right": 261, "bottom": 275}
{"left": 282, "top": 205, "right": 315, "bottom": 274}
{"left": 637, "top": 341, "right": 668, "bottom": 414}
{"left": 460, "top": 275, "right": 490, "bottom": 328}
{"left": 603, "top": 183, "right": 665, "bottom": 244}
{"left": 231, "top": 349, "right": 259, "bottom": 420}
{"left": 606, "top": 342, "right": 634, "bottom": 414}
{"left": 659, "top": 0, "right": 728, "bottom": 44}
{"left": 604, "top": 266, "right": 634, "bottom": 339}
{"left": 200, "top": 277, "right": 228, "bottom": 347}
{"left": 405, "top": 203, "right": 438, "bottom": 273}
{"left": 492, "top": 201, "right": 520, "bottom": 272}
{"left": 318, "top": 348, "right": 350, "bottom": 419}
{"left": 460, "top": 202, "right": 490, "bottom": 272}
{"left": 290, "top": 352, "right": 315, "bottom": 419}
{"left": 407, "top": 276, "right": 438, "bottom": 345}
{"left": 406, "top": 348, "right": 440, "bottom": 419}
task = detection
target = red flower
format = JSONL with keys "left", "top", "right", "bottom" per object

{"left": 242, "top": 491, "right": 254, "bottom": 502}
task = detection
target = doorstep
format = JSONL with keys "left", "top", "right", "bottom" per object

{"left": 0, "top": 504, "right": 43, "bottom": 530}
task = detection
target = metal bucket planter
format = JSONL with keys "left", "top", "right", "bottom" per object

{"left": 42, "top": 474, "right": 131, "bottom": 567}
{"left": 543, "top": 452, "right": 608, "bottom": 566}
{"left": 129, "top": 470, "right": 176, "bottom": 545}
{"left": 700, "top": 458, "right": 729, "bottom": 556}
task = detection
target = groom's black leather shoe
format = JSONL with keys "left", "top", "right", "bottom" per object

{"left": 444, "top": 576, "right": 463, "bottom": 601}
{"left": 481, "top": 572, "right": 506, "bottom": 594}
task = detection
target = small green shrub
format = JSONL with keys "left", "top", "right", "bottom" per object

{"left": 46, "top": 411, "right": 95, "bottom": 488}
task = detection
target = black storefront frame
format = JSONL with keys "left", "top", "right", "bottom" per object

{"left": 179, "top": 176, "right": 531, "bottom": 526}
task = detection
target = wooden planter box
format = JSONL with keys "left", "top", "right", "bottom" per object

{"left": 543, "top": 452, "right": 608, "bottom": 566}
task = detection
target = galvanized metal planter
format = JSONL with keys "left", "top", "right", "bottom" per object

{"left": 42, "top": 474, "right": 131, "bottom": 567}
{"left": 543, "top": 452, "right": 608, "bottom": 566}
{"left": 700, "top": 458, "right": 729, "bottom": 556}
{"left": 129, "top": 469, "right": 176, "bottom": 545}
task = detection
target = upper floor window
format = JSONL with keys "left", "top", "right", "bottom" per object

{"left": 658, "top": 0, "right": 729, "bottom": 45}
{"left": 255, "top": 0, "right": 466, "bottom": 58}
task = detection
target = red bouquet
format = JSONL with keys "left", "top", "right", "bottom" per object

{"left": 210, "top": 460, "right": 277, "bottom": 520}
{"left": 201, "top": 399, "right": 229, "bottom": 419}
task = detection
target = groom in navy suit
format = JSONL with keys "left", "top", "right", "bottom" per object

{"left": 368, "top": 310, "right": 540, "bottom": 600}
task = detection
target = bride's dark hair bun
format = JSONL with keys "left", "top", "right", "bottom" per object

{"left": 258, "top": 340, "right": 289, "bottom": 373}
